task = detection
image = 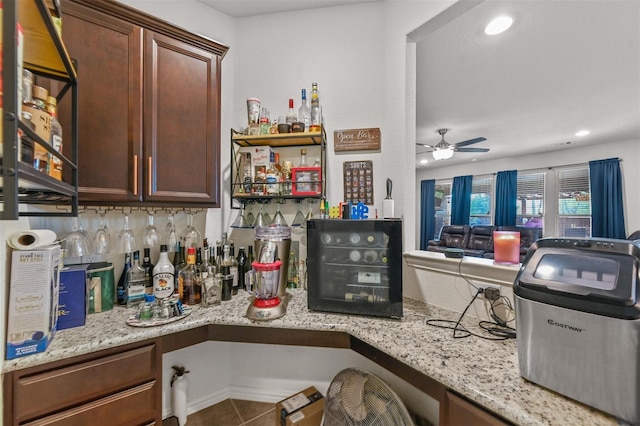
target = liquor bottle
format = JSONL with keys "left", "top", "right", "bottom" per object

{"left": 242, "top": 152, "right": 253, "bottom": 194}
{"left": 265, "top": 160, "right": 279, "bottom": 196}
{"left": 236, "top": 247, "right": 247, "bottom": 292}
{"left": 287, "top": 251, "right": 298, "bottom": 289}
{"left": 196, "top": 247, "right": 203, "bottom": 269}
{"left": 244, "top": 245, "right": 255, "bottom": 292}
{"left": 178, "top": 247, "right": 201, "bottom": 305}
{"left": 23, "top": 86, "right": 52, "bottom": 173}
{"left": 199, "top": 246, "right": 212, "bottom": 280}
{"left": 254, "top": 166, "right": 266, "bottom": 195}
{"left": 230, "top": 243, "right": 239, "bottom": 295}
{"left": 309, "top": 82, "right": 321, "bottom": 132}
{"left": 298, "top": 89, "right": 311, "bottom": 131}
{"left": 221, "top": 265, "right": 232, "bottom": 301}
{"left": 126, "top": 251, "right": 147, "bottom": 308}
{"left": 173, "top": 242, "right": 186, "bottom": 288}
{"left": 299, "top": 149, "right": 308, "bottom": 167}
{"left": 259, "top": 107, "right": 270, "bottom": 135}
{"left": 153, "top": 245, "right": 175, "bottom": 299}
{"left": 286, "top": 98, "right": 297, "bottom": 125}
{"left": 214, "top": 241, "right": 223, "bottom": 273}
{"left": 45, "top": 96, "right": 63, "bottom": 181}
{"left": 142, "top": 248, "right": 154, "bottom": 295}
{"left": 221, "top": 245, "right": 234, "bottom": 295}
{"left": 117, "top": 252, "right": 132, "bottom": 305}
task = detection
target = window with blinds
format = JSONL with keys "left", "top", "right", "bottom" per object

{"left": 517, "top": 172, "right": 544, "bottom": 231}
{"left": 434, "top": 180, "right": 451, "bottom": 238}
{"left": 556, "top": 166, "right": 591, "bottom": 237}
{"left": 470, "top": 176, "right": 493, "bottom": 226}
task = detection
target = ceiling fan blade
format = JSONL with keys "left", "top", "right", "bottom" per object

{"left": 416, "top": 143, "right": 435, "bottom": 148}
{"left": 456, "top": 147, "right": 490, "bottom": 153}
{"left": 454, "top": 137, "right": 487, "bottom": 148}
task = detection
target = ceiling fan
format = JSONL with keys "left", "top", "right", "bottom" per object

{"left": 417, "top": 128, "right": 489, "bottom": 160}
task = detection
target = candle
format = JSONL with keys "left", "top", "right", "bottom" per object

{"left": 493, "top": 231, "right": 521, "bottom": 265}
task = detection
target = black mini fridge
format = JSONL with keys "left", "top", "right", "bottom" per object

{"left": 306, "top": 219, "right": 403, "bottom": 318}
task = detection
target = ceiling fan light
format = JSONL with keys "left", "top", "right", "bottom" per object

{"left": 485, "top": 16, "right": 513, "bottom": 35}
{"left": 432, "top": 148, "right": 454, "bottom": 160}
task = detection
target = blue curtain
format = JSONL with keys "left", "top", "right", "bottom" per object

{"left": 495, "top": 170, "right": 517, "bottom": 226}
{"left": 420, "top": 180, "right": 436, "bottom": 250}
{"left": 451, "top": 175, "right": 473, "bottom": 225}
{"left": 589, "top": 158, "right": 626, "bottom": 239}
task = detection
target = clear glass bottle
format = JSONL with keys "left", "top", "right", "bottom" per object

{"left": 298, "top": 259, "right": 307, "bottom": 290}
{"left": 127, "top": 251, "right": 147, "bottom": 308}
{"left": 259, "top": 107, "right": 270, "bottom": 135}
{"left": 24, "top": 85, "right": 52, "bottom": 173}
{"left": 266, "top": 159, "right": 279, "bottom": 196}
{"left": 309, "top": 82, "right": 321, "bottom": 132}
{"left": 299, "top": 149, "right": 308, "bottom": 167}
{"left": 287, "top": 251, "right": 298, "bottom": 289}
{"left": 153, "top": 244, "right": 175, "bottom": 299}
{"left": 298, "top": 88, "right": 311, "bottom": 131}
{"left": 202, "top": 272, "right": 222, "bottom": 307}
{"left": 142, "top": 247, "right": 154, "bottom": 295}
{"left": 178, "top": 247, "right": 201, "bottom": 305}
{"left": 45, "top": 96, "right": 63, "bottom": 181}
{"left": 117, "top": 252, "right": 132, "bottom": 305}
{"left": 242, "top": 152, "right": 253, "bottom": 194}
{"left": 244, "top": 245, "right": 255, "bottom": 292}
{"left": 286, "top": 98, "right": 297, "bottom": 125}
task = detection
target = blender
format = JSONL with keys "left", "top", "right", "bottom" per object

{"left": 246, "top": 226, "right": 291, "bottom": 320}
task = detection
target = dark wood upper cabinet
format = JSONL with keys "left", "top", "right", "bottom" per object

{"left": 58, "top": 0, "right": 227, "bottom": 207}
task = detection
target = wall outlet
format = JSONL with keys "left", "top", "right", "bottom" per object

{"left": 482, "top": 287, "right": 501, "bottom": 301}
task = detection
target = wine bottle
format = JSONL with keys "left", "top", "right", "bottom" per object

{"left": 126, "top": 251, "right": 146, "bottom": 308}
{"left": 153, "top": 245, "right": 175, "bottom": 299}
{"left": 309, "top": 82, "right": 321, "bottom": 132}
{"left": 244, "top": 245, "right": 255, "bottom": 292}
{"left": 298, "top": 89, "right": 311, "bottom": 131}
{"left": 230, "top": 243, "right": 239, "bottom": 295}
{"left": 286, "top": 98, "right": 297, "bottom": 125}
{"left": 117, "top": 252, "right": 132, "bottom": 305}
{"left": 236, "top": 247, "right": 247, "bottom": 292}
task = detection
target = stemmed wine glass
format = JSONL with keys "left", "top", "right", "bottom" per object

{"left": 254, "top": 201, "right": 271, "bottom": 227}
{"left": 93, "top": 211, "right": 111, "bottom": 255}
{"left": 245, "top": 202, "right": 255, "bottom": 227}
{"left": 65, "top": 214, "right": 91, "bottom": 258}
{"left": 143, "top": 212, "right": 161, "bottom": 248}
{"left": 231, "top": 203, "right": 252, "bottom": 228}
{"left": 271, "top": 200, "right": 287, "bottom": 226}
{"left": 163, "top": 212, "right": 178, "bottom": 253}
{"left": 292, "top": 200, "right": 306, "bottom": 227}
{"left": 117, "top": 213, "right": 137, "bottom": 253}
{"left": 180, "top": 212, "right": 202, "bottom": 249}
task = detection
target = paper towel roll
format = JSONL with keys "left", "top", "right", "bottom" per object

{"left": 8, "top": 230, "right": 58, "bottom": 250}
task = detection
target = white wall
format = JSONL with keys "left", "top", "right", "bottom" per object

{"left": 416, "top": 138, "right": 640, "bottom": 239}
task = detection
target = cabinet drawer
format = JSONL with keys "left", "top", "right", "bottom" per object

{"left": 14, "top": 344, "right": 157, "bottom": 423}
{"left": 23, "top": 381, "right": 158, "bottom": 426}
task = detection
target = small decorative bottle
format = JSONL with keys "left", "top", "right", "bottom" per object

{"left": 126, "top": 251, "right": 147, "bottom": 308}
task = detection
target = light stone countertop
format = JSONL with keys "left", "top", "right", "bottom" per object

{"left": 3, "top": 290, "right": 616, "bottom": 426}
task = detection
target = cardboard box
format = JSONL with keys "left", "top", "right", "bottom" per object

{"left": 6, "top": 244, "right": 61, "bottom": 360}
{"left": 58, "top": 264, "right": 89, "bottom": 330}
{"left": 249, "top": 146, "right": 274, "bottom": 177}
{"left": 276, "top": 386, "right": 324, "bottom": 426}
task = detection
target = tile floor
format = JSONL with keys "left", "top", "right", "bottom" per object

{"left": 164, "top": 399, "right": 275, "bottom": 426}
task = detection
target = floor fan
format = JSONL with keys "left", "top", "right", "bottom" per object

{"left": 323, "top": 368, "right": 414, "bottom": 425}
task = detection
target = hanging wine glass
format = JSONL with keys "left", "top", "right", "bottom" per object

{"left": 271, "top": 200, "right": 287, "bottom": 226}
{"left": 163, "top": 212, "right": 178, "bottom": 253}
{"left": 180, "top": 212, "right": 202, "bottom": 249}
{"left": 65, "top": 214, "right": 91, "bottom": 258}
{"left": 254, "top": 200, "right": 271, "bottom": 228}
{"left": 245, "top": 202, "right": 255, "bottom": 227}
{"left": 93, "top": 211, "right": 111, "bottom": 255}
{"left": 231, "top": 203, "right": 252, "bottom": 228}
{"left": 304, "top": 199, "right": 316, "bottom": 223}
{"left": 292, "top": 200, "right": 306, "bottom": 227}
{"left": 143, "top": 212, "right": 161, "bottom": 248}
{"left": 117, "top": 213, "right": 137, "bottom": 253}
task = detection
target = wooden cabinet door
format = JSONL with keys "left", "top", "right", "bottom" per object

{"left": 143, "top": 31, "right": 221, "bottom": 206}
{"left": 442, "top": 391, "right": 512, "bottom": 426}
{"left": 58, "top": 1, "right": 143, "bottom": 203}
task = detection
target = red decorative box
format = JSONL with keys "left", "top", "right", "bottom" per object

{"left": 292, "top": 167, "right": 322, "bottom": 196}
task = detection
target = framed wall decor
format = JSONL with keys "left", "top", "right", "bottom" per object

{"left": 343, "top": 160, "right": 373, "bottom": 205}
{"left": 334, "top": 128, "right": 381, "bottom": 152}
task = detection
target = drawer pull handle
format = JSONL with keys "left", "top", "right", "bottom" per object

{"left": 148, "top": 156, "right": 153, "bottom": 196}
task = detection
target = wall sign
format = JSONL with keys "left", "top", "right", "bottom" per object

{"left": 343, "top": 160, "right": 374, "bottom": 205}
{"left": 334, "top": 128, "right": 381, "bottom": 152}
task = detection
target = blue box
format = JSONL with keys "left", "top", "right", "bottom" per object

{"left": 58, "top": 264, "right": 89, "bottom": 330}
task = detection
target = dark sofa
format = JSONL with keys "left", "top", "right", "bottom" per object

{"left": 427, "top": 225, "right": 541, "bottom": 262}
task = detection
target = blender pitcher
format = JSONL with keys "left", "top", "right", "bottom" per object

{"left": 254, "top": 225, "right": 291, "bottom": 297}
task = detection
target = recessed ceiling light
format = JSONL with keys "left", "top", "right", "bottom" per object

{"left": 485, "top": 16, "right": 513, "bottom": 35}
{"left": 420, "top": 158, "right": 428, "bottom": 165}
{"left": 574, "top": 130, "right": 591, "bottom": 137}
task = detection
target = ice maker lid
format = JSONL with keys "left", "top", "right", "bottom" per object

{"left": 515, "top": 240, "right": 640, "bottom": 318}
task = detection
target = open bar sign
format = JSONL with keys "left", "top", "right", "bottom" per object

{"left": 334, "top": 128, "right": 381, "bottom": 152}
{"left": 343, "top": 160, "right": 373, "bottom": 205}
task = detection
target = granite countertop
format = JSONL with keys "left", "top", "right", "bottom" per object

{"left": 3, "top": 290, "right": 615, "bottom": 426}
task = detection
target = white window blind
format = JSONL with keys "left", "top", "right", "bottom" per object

{"left": 517, "top": 172, "right": 544, "bottom": 229}
{"left": 556, "top": 166, "right": 591, "bottom": 237}
{"left": 470, "top": 176, "right": 493, "bottom": 226}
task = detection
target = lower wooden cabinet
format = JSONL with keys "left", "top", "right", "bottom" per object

{"left": 4, "top": 341, "right": 161, "bottom": 426}
{"left": 442, "top": 390, "right": 512, "bottom": 426}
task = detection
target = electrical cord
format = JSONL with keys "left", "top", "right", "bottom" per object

{"left": 426, "top": 258, "right": 516, "bottom": 341}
